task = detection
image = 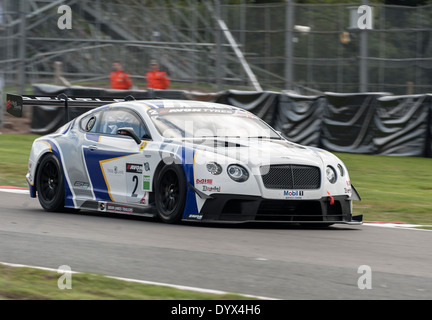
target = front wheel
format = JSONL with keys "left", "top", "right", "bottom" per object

{"left": 154, "top": 164, "right": 186, "bottom": 223}
{"left": 36, "top": 153, "right": 65, "bottom": 212}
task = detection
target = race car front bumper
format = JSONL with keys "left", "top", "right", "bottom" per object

{"left": 185, "top": 193, "right": 362, "bottom": 224}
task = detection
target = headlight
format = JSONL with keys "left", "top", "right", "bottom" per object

{"left": 227, "top": 164, "right": 249, "bottom": 182}
{"left": 326, "top": 166, "right": 337, "bottom": 184}
{"left": 206, "top": 162, "right": 222, "bottom": 175}
{"left": 337, "top": 163, "right": 344, "bottom": 177}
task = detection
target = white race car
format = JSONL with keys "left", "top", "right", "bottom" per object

{"left": 8, "top": 94, "right": 362, "bottom": 224}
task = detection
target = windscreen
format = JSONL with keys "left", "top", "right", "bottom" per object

{"left": 148, "top": 108, "right": 281, "bottom": 139}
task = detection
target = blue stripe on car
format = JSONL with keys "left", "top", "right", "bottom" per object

{"left": 47, "top": 141, "right": 74, "bottom": 208}
{"left": 82, "top": 148, "right": 135, "bottom": 201}
{"left": 85, "top": 133, "right": 100, "bottom": 142}
{"left": 178, "top": 146, "right": 198, "bottom": 218}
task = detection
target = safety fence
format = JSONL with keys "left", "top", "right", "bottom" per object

{"left": 2, "top": 1, "right": 432, "bottom": 95}
{"left": 31, "top": 84, "right": 432, "bottom": 158}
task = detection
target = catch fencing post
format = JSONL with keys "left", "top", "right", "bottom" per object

{"left": 285, "top": 0, "right": 294, "bottom": 91}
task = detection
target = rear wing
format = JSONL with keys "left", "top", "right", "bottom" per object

{"left": 6, "top": 93, "right": 135, "bottom": 122}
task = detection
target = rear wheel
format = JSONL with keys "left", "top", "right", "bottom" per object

{"left": 154, "top": 164, "right": 186, "bottom": 223}
{"left": 36, "top": 153, "right": 65, "bottom": 212}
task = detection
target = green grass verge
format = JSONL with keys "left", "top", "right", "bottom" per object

{"left": 336, "top": 153, "right": 432, "bottom": 225}
{"left": 0, "top": 134, "right": 39, "bottom": 187}
{"left": 0, "top": 264, "right": 254, "bottom": 300}
{"left": 0, "top": 134, "right": 431, "bottom": 224}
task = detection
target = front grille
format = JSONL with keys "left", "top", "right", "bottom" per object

{"left": 260, "top": 164, "right": 321, "bottom": 189}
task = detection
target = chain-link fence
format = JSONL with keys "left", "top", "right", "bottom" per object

{"left": 291, "top": 3, "right": 432, "bottom": 94}
{"left": 1, "top": 0, "right": 432, "bottom": 96}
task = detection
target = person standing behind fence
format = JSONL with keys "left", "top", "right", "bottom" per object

{"left": 146, "top": 59, "right": 170, "bottom": 90}
{"left": 110, "top": 60, "right": 133, "bottom": 90}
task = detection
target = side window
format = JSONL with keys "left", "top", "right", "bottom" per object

{"left": 99, "top": 108, "right": 149, "bottom": 139}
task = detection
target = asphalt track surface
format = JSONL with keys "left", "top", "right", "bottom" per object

{"left": 1, "top": 191, "right": 431, "bottom": 300}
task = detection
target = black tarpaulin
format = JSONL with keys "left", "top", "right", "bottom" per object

{"left": 215, "top": 90, "right": 279, "bottom": 126}
{"left": 375, "top": 94, "right": 432, "bottom": 157}
{"left": 25, "top": 84, "right": 432, "bottom": 158}
{"left": 428, "top": 96, "right": 432, "bottom": 158}
{"left": 273, "top": 93, "right": 324, "bottom": 147}
{"left": 321, "top": 92, "right": 391, "bottom": 154}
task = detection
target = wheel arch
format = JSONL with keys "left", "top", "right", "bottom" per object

{"left": 33, "top": 141, "right": 75, "bottom": 209}
{"left": 151, "top": 157, "right": 182, "bottom": 191}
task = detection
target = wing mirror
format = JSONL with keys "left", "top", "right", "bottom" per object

{"left": 116, "top": 127, "right": 141, "bottom": 144}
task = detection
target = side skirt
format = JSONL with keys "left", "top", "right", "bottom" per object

{"left": 78, "top": 200, "right": 157, "bottom": 218}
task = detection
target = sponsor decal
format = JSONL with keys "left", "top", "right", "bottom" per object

{"left": 6, "top": 98, "right": 22, "bottom": 117}
{"left": 234, "top": 109, "right": 257, "bottom": 119}
{"left": 126, "top": 163, "right": 143, "bottom": 173}
{"left": 106, "top": 204, "right": 133, "bottom": 214}
{"left": 187, "top": 214, "right": 203, "bottom": 220}
{"left": 202, "top": 186, "right": 221, "bottom": 192}
{"left": 168, "top": 108, "right": 232, "bottom": 114}
{"left": 107, "top": 166, "right": 124, "bottom": 175}
{"left": 148, "top": 107, "right": 234, "bottom": 116}
{"left": 74, "top": 181, "right": 90, "bottom": 189}
{"left": 344, "top": 187, "right": 352, "bottom": 194}
{"left": 283, "top": 190, "right": 304, "bottom": 198}
{"left": 196, "top": 178, "right": 213, "bottom": 184}
{"left": 144, "top": 162, "right": 150, "bottom": 171}
{"left": 143, "top": 175, "right": 151, "bottom": 190}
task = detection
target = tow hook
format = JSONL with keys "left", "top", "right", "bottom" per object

{"left": 327, "top": 191, "right": 334, "bottom": 205}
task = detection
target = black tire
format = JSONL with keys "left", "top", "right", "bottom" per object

{"left": 154, "top": 164, "right": 187, "bottom": 223}
{"left": 36, "top": 153, "right": 65, "bottom": 212}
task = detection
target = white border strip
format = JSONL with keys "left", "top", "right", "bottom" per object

{"left": 363, "top": 222, "right": 432, "bottom": 231}
{"left": 0, "top": 261, "right": 277, "bottom": 300}
{"left": 0, "top": 187, "right": 29, "bottom": 194}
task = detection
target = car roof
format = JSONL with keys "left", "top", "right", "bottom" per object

{"left": 100, "top": 99, "right": 241, "bottom": 111}
{"left": 130, "top": 99, "right": 243, "bottom": 110}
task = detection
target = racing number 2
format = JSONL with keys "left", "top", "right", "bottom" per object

{"left": 131, "top": 175, "right": 138, "bottom": 197}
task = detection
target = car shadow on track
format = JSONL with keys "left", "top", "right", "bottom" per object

{"left": 37, "top": 208, "right": 361, "bottom": 231}
{"left": 184, "top": 221, "right": 361, "bottom": 231}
